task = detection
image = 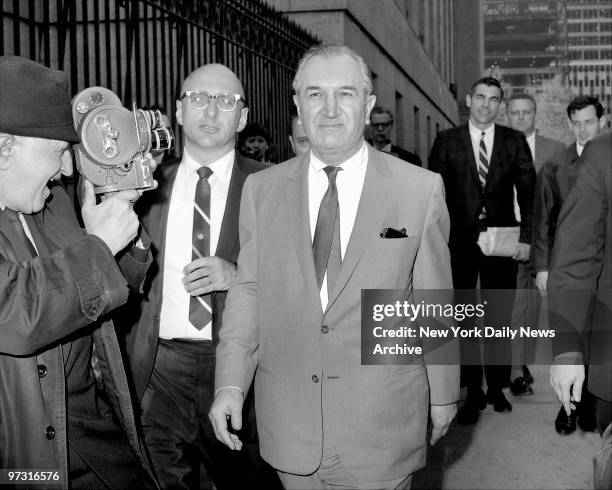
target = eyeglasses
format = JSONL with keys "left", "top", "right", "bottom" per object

{"left": 180, "top": 91, "right": 245, "bottom": 111}
{"left": 371, "top": 121, "right": 392, "bottom": 130}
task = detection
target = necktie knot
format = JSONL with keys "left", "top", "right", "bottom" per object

{"left": 481, "top": 131, "right": 485, "bottom": 139}
{"left": 197, "top": 166, "right": 213, "bottom": 180}
{"left": 323, "top": 165, "right": 342, "bottom": 183}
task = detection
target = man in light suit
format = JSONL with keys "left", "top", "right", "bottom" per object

{"left": 121, "top": 64, "right": 278, "bottom": 489}
{"left": 429, "top": 77, "right": 535, "bottom": 424}
{"left": 210, "top": 44, "right": 459, "bottom": 489}
{"left": 505, "top": 92, "right": 564, "bottom": 396}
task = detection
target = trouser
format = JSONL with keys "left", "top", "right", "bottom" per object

{"left": 451, "top": 242, "right": 517, "bottom": 394}
{"left": 141, "top": 339, "right": 279, "bottom": 490}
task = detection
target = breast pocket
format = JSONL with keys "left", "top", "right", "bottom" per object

{"left": 375, "top": 235, "right": 419, "bottom": 251}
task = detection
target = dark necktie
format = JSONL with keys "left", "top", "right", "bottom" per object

{"left": 3, "top": 208, "right": 37, "bottom": 257}
{"left": 313, "top": 166, "right": 343, "bottom": 293}
{"left": 189, "top": 166, "right": 213, "bottom": 330}
{"left": 478, "top": 131, "right": 489, "bottom": 220}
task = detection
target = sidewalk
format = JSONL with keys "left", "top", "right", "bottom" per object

{"left": 414, "top": 362, "right": 601, "bottom": 490}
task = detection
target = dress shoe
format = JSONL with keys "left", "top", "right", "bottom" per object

{"left": 510, "top": 376, "right": 534, "bottom": 396}
{"left": 554, "top": 406, "right": 577, "bottom": 435}
{"left": 522, "top": 365, "right": 534, "bottom": 385}
{"left": 486, "top": 390, "right": 512, "bottom": 412}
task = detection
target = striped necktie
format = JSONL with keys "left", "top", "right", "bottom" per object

{"left": 478, "top": 131, "right": 489, "bottom": 188}
{"left": 189, "top": 166, "right": 213, "bottom": 330}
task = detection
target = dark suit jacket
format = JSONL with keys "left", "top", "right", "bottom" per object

{"left": 389, "top": 144, "right": 422, "bottom": 166}
{"left": 531, "top": 143, "right": 580, "bottom": 272}
{"left": 122, "top": 153, "right": 266, "bottom": 403}
{"left": 428, "top": 124, "right": 535, "bottom": 247}
{"left": 548, "top": 133, "right": 612, "bottom": 402}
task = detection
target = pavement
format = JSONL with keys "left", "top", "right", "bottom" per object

{"left": 413, "top": 342, "right": 602, "bottom": 490}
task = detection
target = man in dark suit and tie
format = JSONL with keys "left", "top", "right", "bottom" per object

{"left": 121, "top": 63, "right": 276, "bottom": 489}
{"left": 429, "top": 76, "right": 535, "bottom": 425}
{"left": 505, "top": 92, "right": 564, "bottom": 396}
{"left": 547, "top": 128, "right": 612, "bottom": 484}
{"left": 210, "top": 44, "right": 459, "bottom": 489}
{"left": 534, "top": 96, "right": 605, "bottom": 435}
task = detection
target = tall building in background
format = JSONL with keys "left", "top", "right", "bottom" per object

{"left": 264, "top": 0, "right": 459, "bottom": 164}
{"left": 484, "top": 0, "right": 565, "bottom": 94}
{"left": 566, "top": 0, "right": 612, "bottom": 111}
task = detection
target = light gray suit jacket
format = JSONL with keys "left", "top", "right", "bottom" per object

{"left": 215, "top": 145, "right": 459, "bottom": 480}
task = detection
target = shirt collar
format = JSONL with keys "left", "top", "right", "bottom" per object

{"left": 310, "top": 141, "right": 368, "bottom": 174}
{"left": 182, "top": 148, "right": 235, "bottom": 183}
{"left": 526, "top": 132, "right": 536, "bottom": 145}
{"left": 469, "top": 121, "right": 495, "bottom": 138}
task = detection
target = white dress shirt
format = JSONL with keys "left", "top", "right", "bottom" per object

{"left": 577, "top": 142, "right": 585, "bottom": 157}
{"left": 308, "top": 142, "right": 368, "bottom": 310}
{"left": 159, "top": 149, "right": 234, "bottom": 340}
{"left": 468, "top": 121, "right": 495, "bottom": 172}
{"left": 526, "top": 131, "right": 536, "bottom": 160}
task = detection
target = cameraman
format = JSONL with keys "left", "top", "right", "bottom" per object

{"left": 0, "top": 56, "right": 156, "bottom": 488}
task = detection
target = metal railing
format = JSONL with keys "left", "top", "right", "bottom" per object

{"left": 0, "top": 0, "right": 318, "bottom": 160}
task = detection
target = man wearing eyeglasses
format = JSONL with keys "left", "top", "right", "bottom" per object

{"left": 369, "top": 106, "right": 421, "bottom": 166}
{"left": 121, "top": 63, "right": 277, "bottom": 489}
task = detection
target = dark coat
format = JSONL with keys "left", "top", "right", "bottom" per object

{"left": 122, "top": 154, "right": 267, "bottom": 403}
{"left": 428, "top": 123, "right": 535, "bottom": 247}
{"left": 548, "top": 133, "right": 612, "bottom": 402}
{"left": 0, "top": 187, "right": 154, "bottom": 489}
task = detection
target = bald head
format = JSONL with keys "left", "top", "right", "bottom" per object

{"left": 176, "top": 63, "right": 248, "bottom": 165}
{"left": 181, "top": 63, "right": 244, "bottom": 98}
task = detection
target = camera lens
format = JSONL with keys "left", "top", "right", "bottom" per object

{"left": 151, "top": 128, "right": 173, "bottom": 151}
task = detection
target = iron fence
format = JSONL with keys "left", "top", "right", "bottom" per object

{"left": 0, "top": 0, "right": 318, "bottom": 160}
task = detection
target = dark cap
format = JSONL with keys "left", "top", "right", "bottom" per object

{"left": 0, "top": 56, "right": 79, "bottom": 143}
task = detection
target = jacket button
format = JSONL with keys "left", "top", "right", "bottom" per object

{"left": 312, "top": 375, "right": 319, "bottom": 383}
{"left": 37, "top": 364, "right": 48, "bottom": 378}
{"left": 45, "top": 426, "right": 55, "bottom": 440}
{"left": 320, "top": 325, "right": 329, "bottom": 334}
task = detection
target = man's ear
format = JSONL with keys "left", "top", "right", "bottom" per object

{"left": 293, "top": 94, "right": 300, "bottom": 118}
{"left": 466, "top": 94, "right": 472, "bottom": 108}
{"left": 0, "top": 134, "right": 16, "bottom": 170}
{"left": 176, "top": 99, "right": 184, "bottom": 127}
{"left": 237, "top": 106, "right": 249, "bottom": 133}
{"left": 364, "top": 94, "right": 377, "bottom": 125}
{"left": 599, "top": 117, "right": 606, "bottom": 131}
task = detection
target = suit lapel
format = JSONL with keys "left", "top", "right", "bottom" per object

{"left": 325, "top": 146, "right": 390, "bottom": 312}
{"left": 144, "top": 162, "right": 180, "bottom": 304}
{"left": 460, "top": 126, "right": 481, "bottom": 188}
{"left": 215, "top": 155, "right": 246, "bottom": 260}
{"left": 284, "top": 154, "right": 320, "bottom": 303}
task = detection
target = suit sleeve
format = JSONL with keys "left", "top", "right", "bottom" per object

{"left": 116, "top": 228, "right": 153, "bottom": 294}
{"left": 414, "top": 174, "right": 460, "bottom": 405}
{"left": 531, "top": 161, "right": 556, "bottom": 271}
{"left": 548, "top": 147, "right": 606, "bottom": 356}
{"left": 0, "top": 234, "right": 129, "bottom": 356}
{"left": 514, "top": 133, "right": 536, "bottom": 244}
{"left": 215, "top": 176, "right": 259, "bottom": 393}
{"left": 428, "top": 134, "right": 448, "bottom": 181}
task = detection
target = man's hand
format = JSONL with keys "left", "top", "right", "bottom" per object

{"left": 550, "top": 363, "right": 585, "bottom": 416}
{"left": 209, "top": 388, "right": 244, "bottom": 450}
{"left": 535, "top": 271, "right": 548, "bottom": 297}
{"left": 81, "top": 179, "right": 140, "bottom": 255}
{"left": 512, "top": 242, "right": 530, "bottom": 262}
{"left": 430, "top": 403, "right": 457, "bottom": 445}
{"left": 183, "top": 256, "right": 237, "bottom": 296}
